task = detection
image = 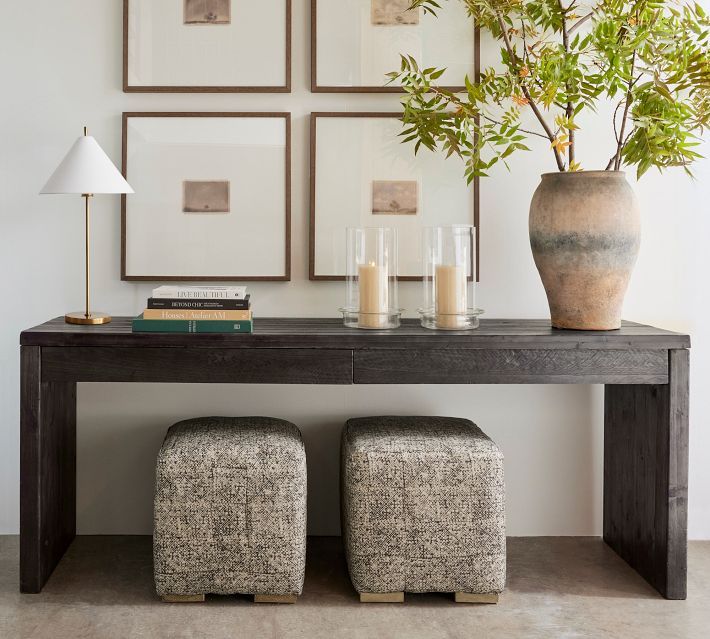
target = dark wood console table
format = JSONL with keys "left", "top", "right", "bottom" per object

{"left": 20, "top": 317, "right": 690, "bottom": 599}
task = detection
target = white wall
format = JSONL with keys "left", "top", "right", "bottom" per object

{"left": 1, "top": 0, "right": 707, "bottom": 538}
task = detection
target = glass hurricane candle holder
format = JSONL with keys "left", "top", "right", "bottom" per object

{"left": 419, "top": 225, "right": 483, "bottom": 330}
{"left": 341, "top": 227, "right": 401, "bottom": 329}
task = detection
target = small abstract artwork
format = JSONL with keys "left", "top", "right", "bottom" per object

{"left": 371, "top": 0, "right": 420, "bottom": 25}
{"left": 183, "top": 180, "right": 231, "bottom": 213}
{"left": 372, "top": 180, "right": 418, "bottom": 215}
{"left": 184, "top": 0, "right": 231, "bottom": 25}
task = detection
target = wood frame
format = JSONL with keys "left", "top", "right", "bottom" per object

{"left": 310, "top": 0, "right": 480, "bottom": 93}
{"left": 121, "top": 112, "right": 291, "bottom": 282}
{"left": 19, "top": 317, "right": 690, "bottom": 600}
{"left": 309, "top": 112, "right": 480, "bottom": 281}
{"left": 123, "top": 0, "right": 292, "bottom": 93}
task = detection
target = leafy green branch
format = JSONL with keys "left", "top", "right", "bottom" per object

{"left": 390, "top": 0, "right": 710, "bottom": 178}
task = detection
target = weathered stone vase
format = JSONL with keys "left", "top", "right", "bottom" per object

{"left": 529, "top": 171, "right": 641, "bottom": 330}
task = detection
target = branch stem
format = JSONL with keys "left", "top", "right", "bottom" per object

{"left": 612, "top": 49, "right": 636, "bottom": 171}
{"left": 568, "top": 11, "right": 594, "bottom": 35}
{"left": 482, "top": 115, "right": 549, "bottom": 139}
{"left": 496, "top": 12, "right": 566, "bottom": 171}
{"left": 558, "top": 0, "right": 575, "bottom": 166}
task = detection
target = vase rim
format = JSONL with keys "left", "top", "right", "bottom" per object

{"left": 541, "top": 170, "right": 625, "bottom": 178}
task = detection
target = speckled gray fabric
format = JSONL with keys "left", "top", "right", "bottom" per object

{"left": 153, "top": 417, "right": 307, "bottom": 597}
{"left": 341, "top": 416, "right": 506, "bottom": 595}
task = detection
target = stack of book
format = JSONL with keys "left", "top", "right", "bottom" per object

{"left": 132, "top": 286, "right": 253, "bottom": 333}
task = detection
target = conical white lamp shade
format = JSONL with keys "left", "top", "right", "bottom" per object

{"left": 40, "top": 135, "right": 133, "bottom": 195}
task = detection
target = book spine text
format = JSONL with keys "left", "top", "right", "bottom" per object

{"left": 142, "top": 309, "right": 251, "bottom": 321}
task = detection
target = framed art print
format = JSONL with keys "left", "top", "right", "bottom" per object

{"left": 310, "top": 113, "right": 478, "bottom": 280}
{"left": 122, "top": 112, "right": 291, "bottom": 281}
{"left": 123, "top": 0, "right": 291, "bottom": 92}
{"left": 311, "top": 0, "right": 478, "bottom": 92}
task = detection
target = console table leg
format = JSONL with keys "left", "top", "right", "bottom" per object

{"left": 20, "top": 346, "right": 77, "bottom": 593}
{"left": 603, "top": 348, "right": 689, "bottom": 600}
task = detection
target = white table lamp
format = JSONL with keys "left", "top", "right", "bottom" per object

{"left": 41, "top": 128, "right": 133, "bottom": 325}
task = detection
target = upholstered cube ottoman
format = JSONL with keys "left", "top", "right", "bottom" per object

{"left": 341, "top": 416, "right": 505, "bottom": 603}
{"left": 154, "top": 416, "right": 307, "bottom": 603}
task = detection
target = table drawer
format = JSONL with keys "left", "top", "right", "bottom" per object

{"left": 41, "top": 347, "right": 354, "bottom": 384}
{"left": 354, "top": 349, "right": 669, "bottom": 384}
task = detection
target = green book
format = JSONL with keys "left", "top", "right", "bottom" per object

{"left": 132, "top": 314, "right": 253, "bottom": 334}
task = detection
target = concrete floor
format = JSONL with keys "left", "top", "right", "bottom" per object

{"left": 0, "top": 537, "right": 708, "bottom": 639}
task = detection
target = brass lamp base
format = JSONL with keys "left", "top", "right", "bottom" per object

{"left": 65, "top": 312, "right": 112, "bottom": 325}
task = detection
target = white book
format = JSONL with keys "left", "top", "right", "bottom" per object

{"left": 152, "top": 285, "right": 247, "bottom": 299}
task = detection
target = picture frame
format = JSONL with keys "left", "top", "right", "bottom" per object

{"left": 311, "top": 0, "right": 479, "bottom": 93}
{"left": 122, "top": 112, "right": 291, "bottom": 281}
{"left": 309, "top": 112, "right": 479, "bottom": 281}
{"left": 123, "top": 0, "right": 292, "bottom": 93}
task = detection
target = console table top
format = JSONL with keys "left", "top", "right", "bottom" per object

{"left": 20, "top": 317, "right": 690, "bottom": 350}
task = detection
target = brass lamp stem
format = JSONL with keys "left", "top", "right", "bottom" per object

{"left": 84, "top": 125, "right": 91, "bottom": 318}
{"left": 65, "top": 193, "right": 110, "bottom": 324}
{"left": 84, "top": 193, "right": 90, "bottom": 318}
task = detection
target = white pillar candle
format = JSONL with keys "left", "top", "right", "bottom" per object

{"left": 435, "top": 264, "right": 467, "bottom": 329}
{"left": 358, "top": 262, "right": 388, "bottom": 328}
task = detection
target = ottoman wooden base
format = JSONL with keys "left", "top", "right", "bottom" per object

{"left": 358, "top": 591, "right": 498, "bottom": 604}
